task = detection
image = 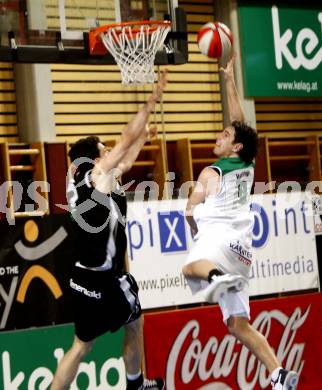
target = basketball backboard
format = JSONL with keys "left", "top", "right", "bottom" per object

{"left": 0, "top": 0, "right": 187, "bottom": 65}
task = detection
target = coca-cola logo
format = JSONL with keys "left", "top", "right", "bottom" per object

{"left": 166, "top": 306, "right": 309, "bottom": 389}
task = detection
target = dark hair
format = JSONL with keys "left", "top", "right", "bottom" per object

{"left": 68, "top": 136, "right": 101, "bottom": 175}
{"left": 232, "top": 121, "right": 258, "bottom": 164}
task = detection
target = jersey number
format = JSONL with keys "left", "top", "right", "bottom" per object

{"left": 237, "top": 181, "right": 248, "bottom": 204}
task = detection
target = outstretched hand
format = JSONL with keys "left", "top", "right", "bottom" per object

{"left": 149, "top": 69, "right": 168, "bottom": 104}
{"left": 146, "top": 124, "right": 158, "bottom": 140}
{"left": 220, "top": 53, "right": 236, "bottom": 80}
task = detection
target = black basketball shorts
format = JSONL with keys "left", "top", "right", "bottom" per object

{"left": 70, "top": 265, "right": 142, "bottom": 342}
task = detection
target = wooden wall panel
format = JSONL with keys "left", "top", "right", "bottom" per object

{"left": 0, "top": 62, "right": 18, "bottom": 142}
{"left": 50, "top": 0, "right": 223, "bottom": 142}
{"left": 255, "top": 98, "right": 322, "bottom": 138}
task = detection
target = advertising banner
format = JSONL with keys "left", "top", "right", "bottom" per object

{"left": 312, "top": 195, "right": 322, "bottom": 235}
{"left": 127, "top": 193, "right": 319, "bottom": 309}
{"left": 0, "top": 194, "right": 319, "bottom": 327}
{"left": 238, "top": 2, "right": 322, "bottom": 97}
{"left": 249, "top": 193, "right": 318, "bottom": 296}
{"left": 0, "top": 323, "right": 125, "bottom": 390}
{"left": 144, "top": 293, "right": 322, "bottom": 390}
{"left": 126, "top": 199, "right": 199, "bottom": 308}
{"left": 0, "top": 215, "right": 74, "bottom": 331}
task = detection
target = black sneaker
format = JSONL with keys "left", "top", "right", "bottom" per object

{"left": 140, "top": 378, "right": 165, "bottom": 390}
{"left": 271, "top": 368, "right": 299, "bottom": 390}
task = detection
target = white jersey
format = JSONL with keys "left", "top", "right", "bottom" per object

{"left": 186, "top": 157, "right": 255, "bottom": 314}
{"left": 193, "top": 156, "right": 254, "bottom": 237}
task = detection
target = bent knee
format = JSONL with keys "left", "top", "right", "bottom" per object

{"left": 125, "top": 316, "right": 143, "bottom": 334}
{"left": 227, "top": 323, "right": 238, "bottom": 337}
{"left": 74, "top": 337, "right": 95, "bottom": 358}
{"left": 227, "top": 317, "right": 249, "bottom": 338}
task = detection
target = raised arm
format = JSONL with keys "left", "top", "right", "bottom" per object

{"left": 221, "top": 54, "right": 246, "bottom": 123}
{"left": 96, "top": 71, "right": 167, "bottom": 174}
{"left": 117, "top": 124, "right": 157, "bottom": 174}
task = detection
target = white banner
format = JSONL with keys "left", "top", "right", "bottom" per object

{"left": 127, "top": 193, "right": 319, "bottom": 309}
{"left": 249, "top": 193, "right": 319, "bottom": 295}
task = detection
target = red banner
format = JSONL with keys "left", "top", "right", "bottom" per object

{"left": 144, "top": 293, "right": 322, "bottom": 389}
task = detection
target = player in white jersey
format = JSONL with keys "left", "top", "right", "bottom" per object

{"left": 182, "top": 55, "right": 299, "bottom": 390}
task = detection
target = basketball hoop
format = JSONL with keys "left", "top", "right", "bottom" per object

{"left": 89, "top": 20, "right": 171, "bottom": 85}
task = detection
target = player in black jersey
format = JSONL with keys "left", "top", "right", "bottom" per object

{"left": 50, "top": 72, "right": 167, "bottom": 390}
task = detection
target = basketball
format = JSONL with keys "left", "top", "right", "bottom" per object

{"left": 197, "top": 22, "right": 233, "bottom": 61}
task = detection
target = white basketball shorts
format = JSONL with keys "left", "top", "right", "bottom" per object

{"left": 185, "top": 226, "right": 252, "bottom": 323}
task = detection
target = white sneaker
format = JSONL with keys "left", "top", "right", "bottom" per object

{"left": 203, "top": 274, "right": 248, "bottom": 303}
{"left": 271, "top": 368, "right": 299, "bottom": 390}
{"left": 140, "top": 378, "right": 165, "bottom": 390}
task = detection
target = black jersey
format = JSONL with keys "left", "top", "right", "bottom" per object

{"left": 67, "top": 169, "right": 127, "bottom": 272}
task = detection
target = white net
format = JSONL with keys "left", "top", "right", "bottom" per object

{"left": 100, "top": 21, "right": 171, "bottom": 85}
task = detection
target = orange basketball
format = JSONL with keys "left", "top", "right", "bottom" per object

{"left": 197, "top": 22, "right": 233, "bottom": 60}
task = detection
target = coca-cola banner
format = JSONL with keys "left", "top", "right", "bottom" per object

{"left": 144, "top": 293, "right": 322, "bottom": 389}
{"left": 127, "top": 193, "right": 319, "bottom": 309}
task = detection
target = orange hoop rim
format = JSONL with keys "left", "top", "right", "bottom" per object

{"left": 92, "top": 20, "right": 172, "bottom": 36}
